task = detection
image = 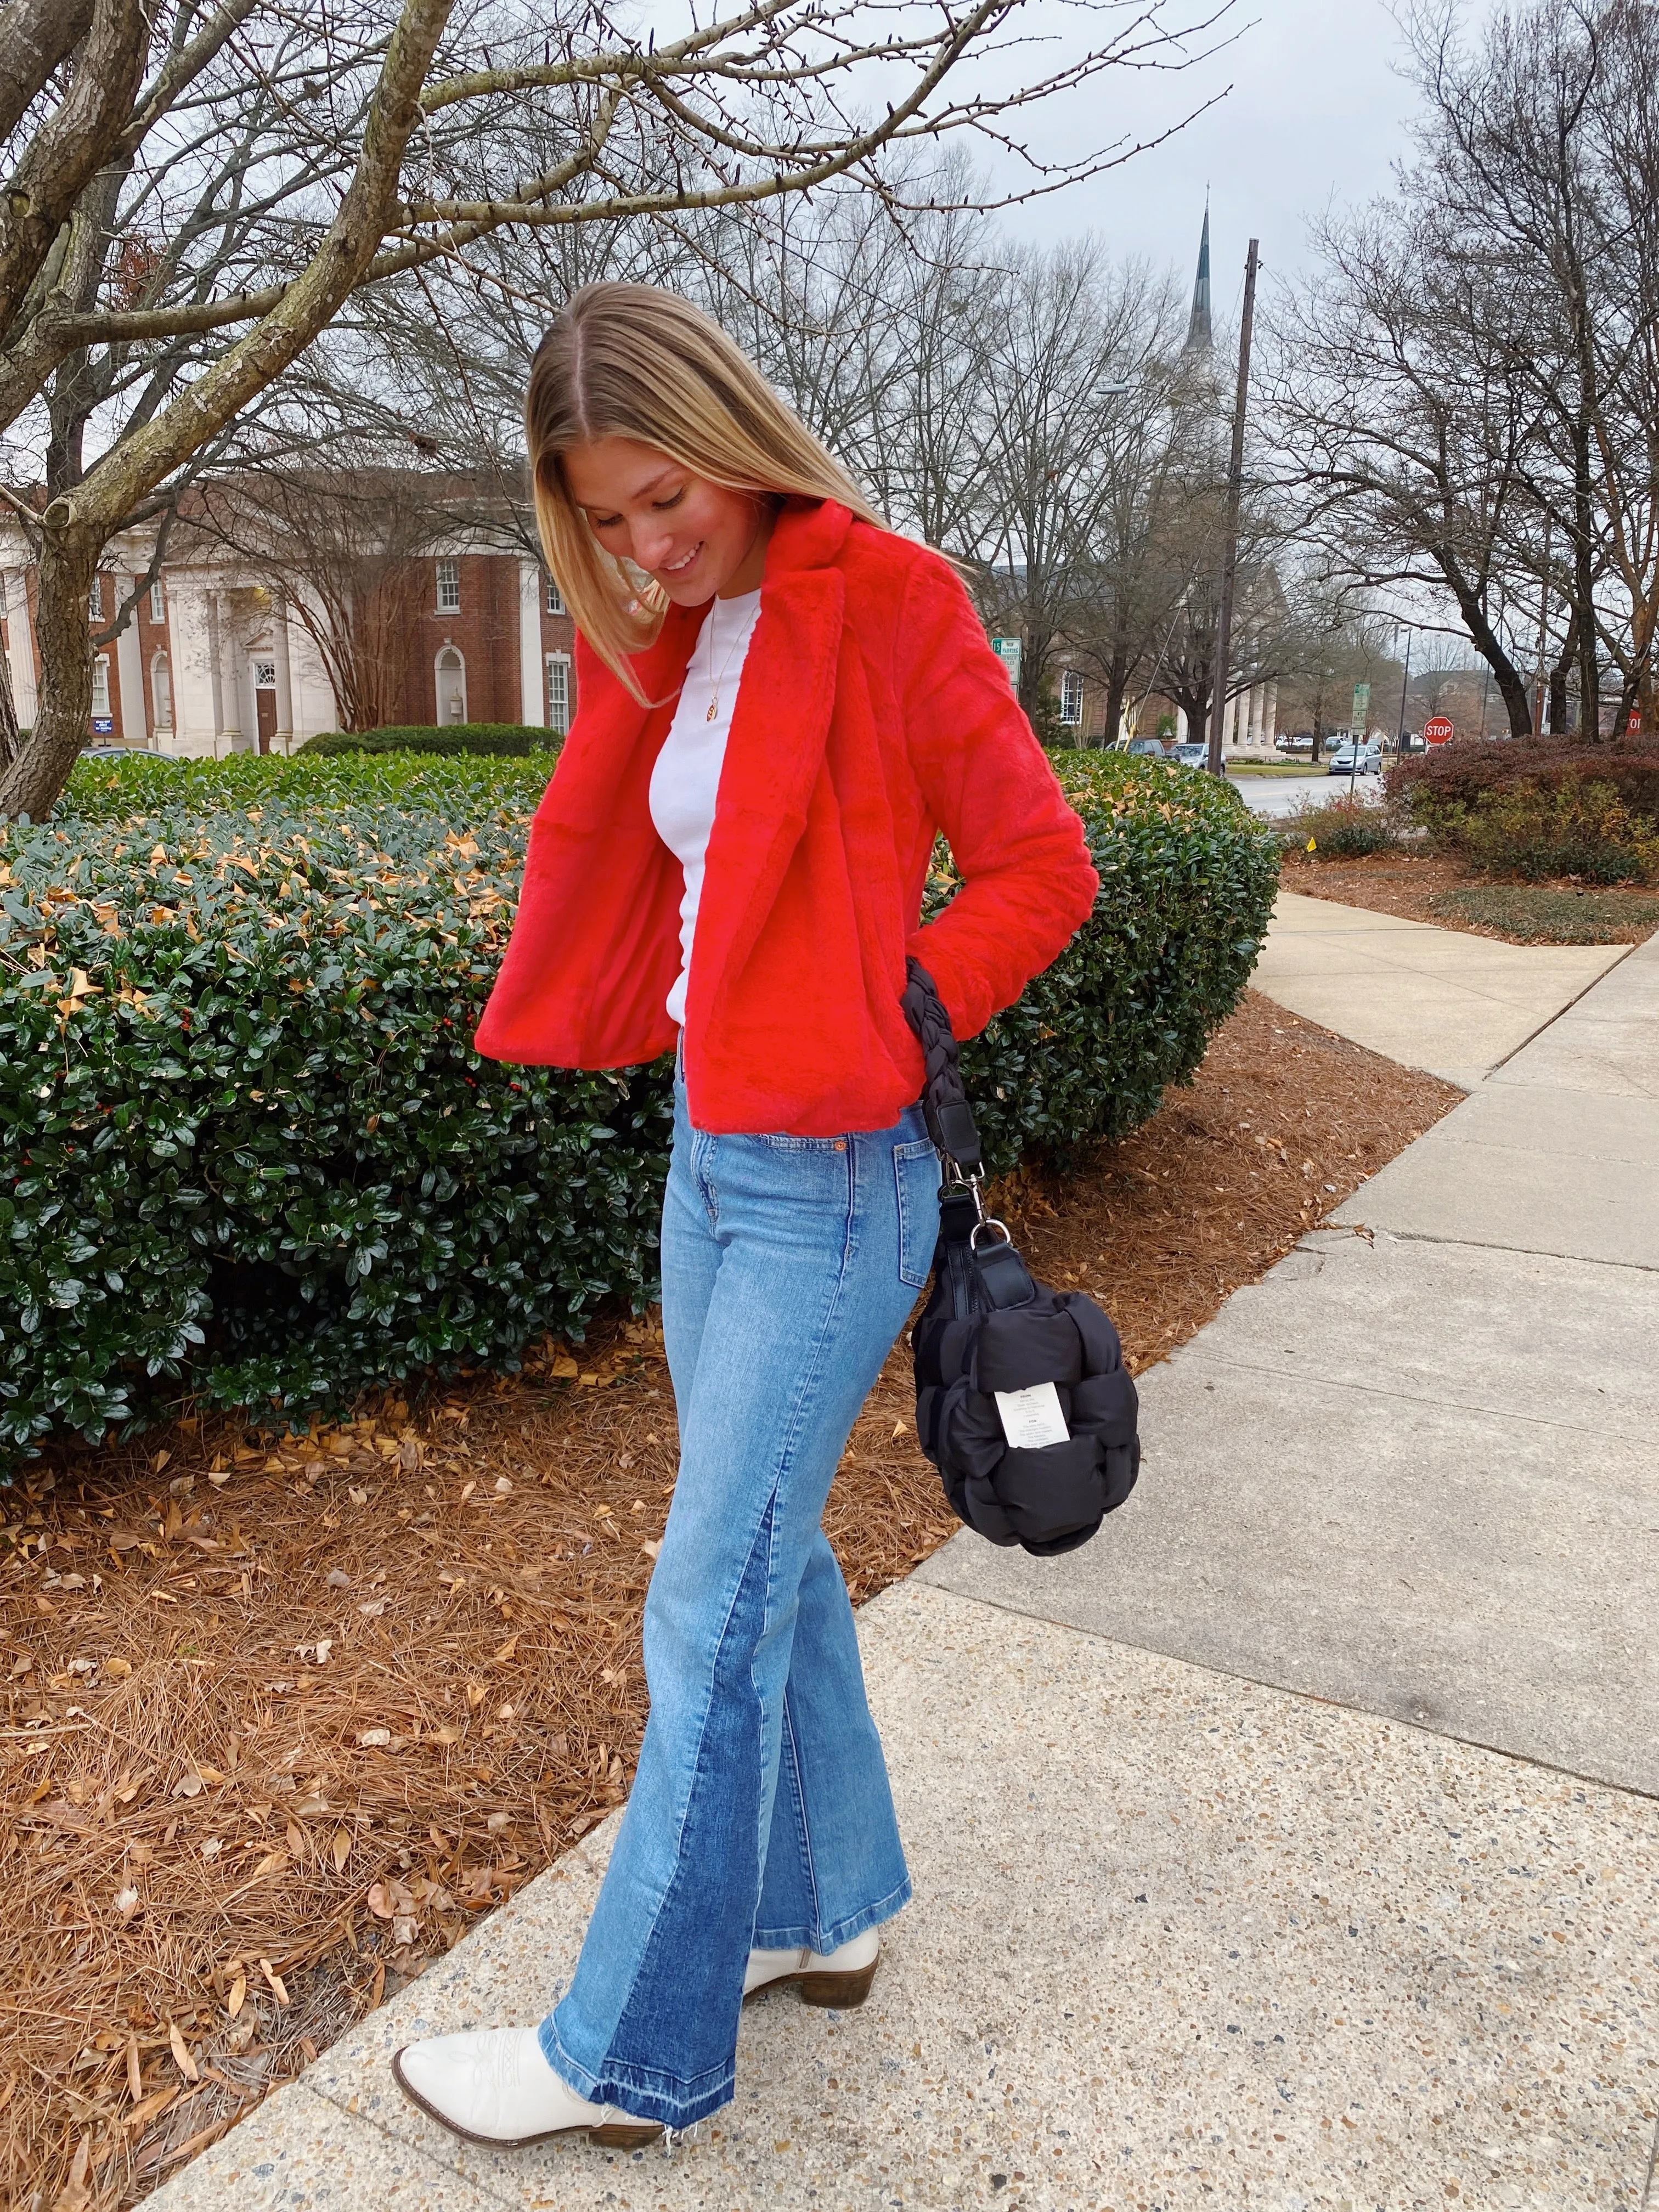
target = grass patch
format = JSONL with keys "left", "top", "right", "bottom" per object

{"left": 1431, "top": 884, "right": 1659, "bottom": 943}
{"left": 1227, "top": 759, "right": 1324, "bottom": 777}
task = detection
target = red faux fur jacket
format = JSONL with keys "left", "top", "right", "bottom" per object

{"left": 473, "top": 498, "right": 1100, "bottom": 1135}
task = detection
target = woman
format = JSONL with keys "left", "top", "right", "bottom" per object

{"left": 392, "top": 283, "right": 1098, "bottom": 2148}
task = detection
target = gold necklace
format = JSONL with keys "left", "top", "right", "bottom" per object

{"left": 704, "top": 601, "right": 752, "bottom": 723}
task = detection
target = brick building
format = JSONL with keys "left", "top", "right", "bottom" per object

{"left": 0, "top": 506, "right": 580, "bottom": 754}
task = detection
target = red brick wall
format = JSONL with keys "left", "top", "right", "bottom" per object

{"left": 400, "top": 554, "right": 525, "bottom": 726}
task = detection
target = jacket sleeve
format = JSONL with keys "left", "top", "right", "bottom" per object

{"left": 896, "top": 552, "right": 1100, "bottom": 1039}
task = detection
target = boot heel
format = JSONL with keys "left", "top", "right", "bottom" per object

{"left": 797, "top": 1958, "right": 879, "bottom": 2009}
{"left": 589, "top": 2121, "right": 665, "bottom": 2149}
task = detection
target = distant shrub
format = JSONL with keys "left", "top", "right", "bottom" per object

{"left": 1279, "top": 800, "right": 1400, "bottom": 860}
{"left": 1431, "top": 774, "right": 1659, "bottom": 884}
{"left": 302, "top": 724, "right": 560, "bottom": 758}
{"left": 1390, "top": 737, "right": 1659, "bottom": 825}
{"left": 59, "top": 749, "right": 554, "bottom": 827}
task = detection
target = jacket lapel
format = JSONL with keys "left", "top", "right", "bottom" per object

{"left": 688, "top": 503, "right": 851, "bottom": 1027}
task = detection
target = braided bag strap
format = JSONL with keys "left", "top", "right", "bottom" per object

{"left": 900, "top": 956, "right": 983, "bottom": 1175}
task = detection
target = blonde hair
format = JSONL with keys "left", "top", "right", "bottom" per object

{"left": 526, "top": 283, "right": 883, "bottom": 698}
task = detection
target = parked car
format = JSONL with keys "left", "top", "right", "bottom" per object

{"left": 1168, "top": 741, "right": 1208, "bottom": 766}
{"left": 1327, "top": 739, "right": 1383, "bottom": 776}
{"left": 1123, "top": 736, "right": 1168, "bottom": 758}
{"left": 1274, "top": 732, "right": 1314, "bottom": 754}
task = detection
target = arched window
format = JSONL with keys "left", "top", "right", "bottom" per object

{"left": 1059, "top": 669, "right": 1085, "bottom": 727}
{"left": 435, "top": 645, "right": 467, "bottom": 725}
{"left": 151, "top": 650, "right": 172, "bottom": 732}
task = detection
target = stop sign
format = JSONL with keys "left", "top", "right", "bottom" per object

{"left": 1424, "top": 715, "right": 1454, "bottom": 746}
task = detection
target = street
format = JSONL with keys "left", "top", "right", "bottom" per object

{"left": 1231, "top": 768, "right": 1385, "bottom": 817}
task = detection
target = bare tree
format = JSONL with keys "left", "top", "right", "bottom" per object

{"left": 1265, "top": 198, "right": 1543, "bottom": 737}
{"left": 1272, "top": 584, "right": 1402, "bottom": 759}
{"left": 952, "top": 242, "right": 1177, "bottom": 723}
{"left": 186, "top": 460, "right": 456, "bottom": 735}
{"left": 0, "top": 0, "right": 1233, "bottom": 820}
{"left": 1272, "top": 0, "right": 1659, "bottom": 739}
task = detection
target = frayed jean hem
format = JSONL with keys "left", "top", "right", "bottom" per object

{"left": 535, "top": 2015, "right": 736, "bottom": 2130}
{"left": 751, "top": 1870, "right": 912, "bottom": 1957}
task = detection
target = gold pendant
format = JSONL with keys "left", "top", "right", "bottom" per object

{"left": 705, "top": 698, "right": 718, "bottom": 722}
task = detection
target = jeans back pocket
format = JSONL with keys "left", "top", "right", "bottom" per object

{"left": 894, "top": 1138, "right": 941, "bottom": 1290}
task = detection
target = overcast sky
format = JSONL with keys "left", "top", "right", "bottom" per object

{"left": 980, "top": 0, "right": 1448, "bottom": 298}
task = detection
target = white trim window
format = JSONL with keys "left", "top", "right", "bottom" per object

{"left": 544, "top": 573, "right": 564, "bottom": 615}
{"left": 435, "top": 557, "right": 461, "bottom": 613}
{"left": 545, "top": 652, "right": 572, "bottom": 734}
{"left": 91, "top": 655, "right": 111, "bottom": 715}
{"left": 151, "top": 650, "right": 172, "bottom": 730}
{"left": 88, "top": 575, "right": 104, "bottom": 622}
{"left": 0, "top": 572, "right": 8, "bottom": 617}
{"left": 149, "top": 578, "right": 165, "bottom": 623}
{"left": 1059, "top": 669, "right": 1085, "bottom": 727}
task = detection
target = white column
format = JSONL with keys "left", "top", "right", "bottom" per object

{"left": 272, "top": 595, "right": 295, "bottom": 752}
{"left": 1173, "top": 706, "right": 1188, "bottom": 743}
{"left": 168, "top": 583, "right": 217, "bottom": 755}
{"left": 517, "top": 560, "right": 544, "bottom": 726}
{"left": 1222, "top": 689, "right": 1239, "bottom": 748}
{"left": 4, "top": 566, "right": 38, "bottom": 727}
{"left": 1247, "top": 685, "right": 1265, "bottom": 747}
{"left": 1262, "top": 679, "right": 1278, "bottom": 746}
{"left": 217, "top": 593, "right": 244, "bottom": 747}
{"left": 115, "top": 575, "right": 148, "bottom": 746}
{"left": 285, "top": 600, "right": 339, "bottom": 741}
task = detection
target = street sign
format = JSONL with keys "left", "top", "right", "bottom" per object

{"left": 1424, "top": 714, "right": 1454, "bottom": 746}
{"left": 1351, "top": 680, "right": 1370, "bottom": 732}
{"left": 91, "top": 717, "right": 113, "bottom": 735}
{"left": 990, "top": 636, "right": 1022, "bottom": 692}
{"left": 1629, "top": 707, "right": 1643, "bottom": 733}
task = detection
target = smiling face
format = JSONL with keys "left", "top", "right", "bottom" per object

{"left": 559, "top": 435, "right": 773, "bottom": 605}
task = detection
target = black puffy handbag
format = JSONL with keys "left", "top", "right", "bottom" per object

{"left": 902, "top": 959, "right": 1140, "bottom": 1558}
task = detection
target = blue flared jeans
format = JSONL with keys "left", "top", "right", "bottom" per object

{"left": 538, "top": 1068, "right": 941, "bottom": 2126}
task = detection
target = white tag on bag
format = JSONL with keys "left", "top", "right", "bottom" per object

{"left": 992, "top": 1380, "right": 1070, "bottom": 1449}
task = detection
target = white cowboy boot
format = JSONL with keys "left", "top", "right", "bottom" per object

{"left": 743, "top": 1924, "right": 881, "bottom": 2007}
{"left": 392, "top": 2026, "right": 662, "bottom": 2148}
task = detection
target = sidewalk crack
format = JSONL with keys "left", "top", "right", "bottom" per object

{"left": 1178, "top": 1350, "right": 1652, "bottom": 1442}
{"left": 1328, "top": 1224, "right": 1659, "bottom": 1274}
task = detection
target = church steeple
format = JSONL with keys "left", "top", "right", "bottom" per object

{"left": 1186, "top": 202, "right": 1212, "bottom": 352}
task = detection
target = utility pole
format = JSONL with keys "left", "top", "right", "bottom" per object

{"left": 1207, "top": 238, "right": 1260, "bottom": 777}
{"left": 1395, "top": 624, "right": 1413, "bottom": 757}
{"left": 1533, "top": 517, "right": 1552, "bottom": 736}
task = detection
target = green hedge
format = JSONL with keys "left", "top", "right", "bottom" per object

{"left": 302, "top": 724, "right": 560, "bottom": 758}
{"left": 0, "top": 752, "right": 1274, "bottom": 1463}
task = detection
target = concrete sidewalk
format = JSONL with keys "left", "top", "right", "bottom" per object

{"left": 148, "top": 921, "right": 1659, "bottom": 2212}
{"left": 1252, "top": 888, "right": 1627, "bottom": 1088}
{"left": 154, "top": 1587, "right": 1658, "bottom": 2212}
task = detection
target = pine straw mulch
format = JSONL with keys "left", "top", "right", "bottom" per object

{"left": 0, "top": 990, "right": 1462, "bottom": 2212}
{"left": 1280, "top": 848, "right": 1659, "bottom": 944}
